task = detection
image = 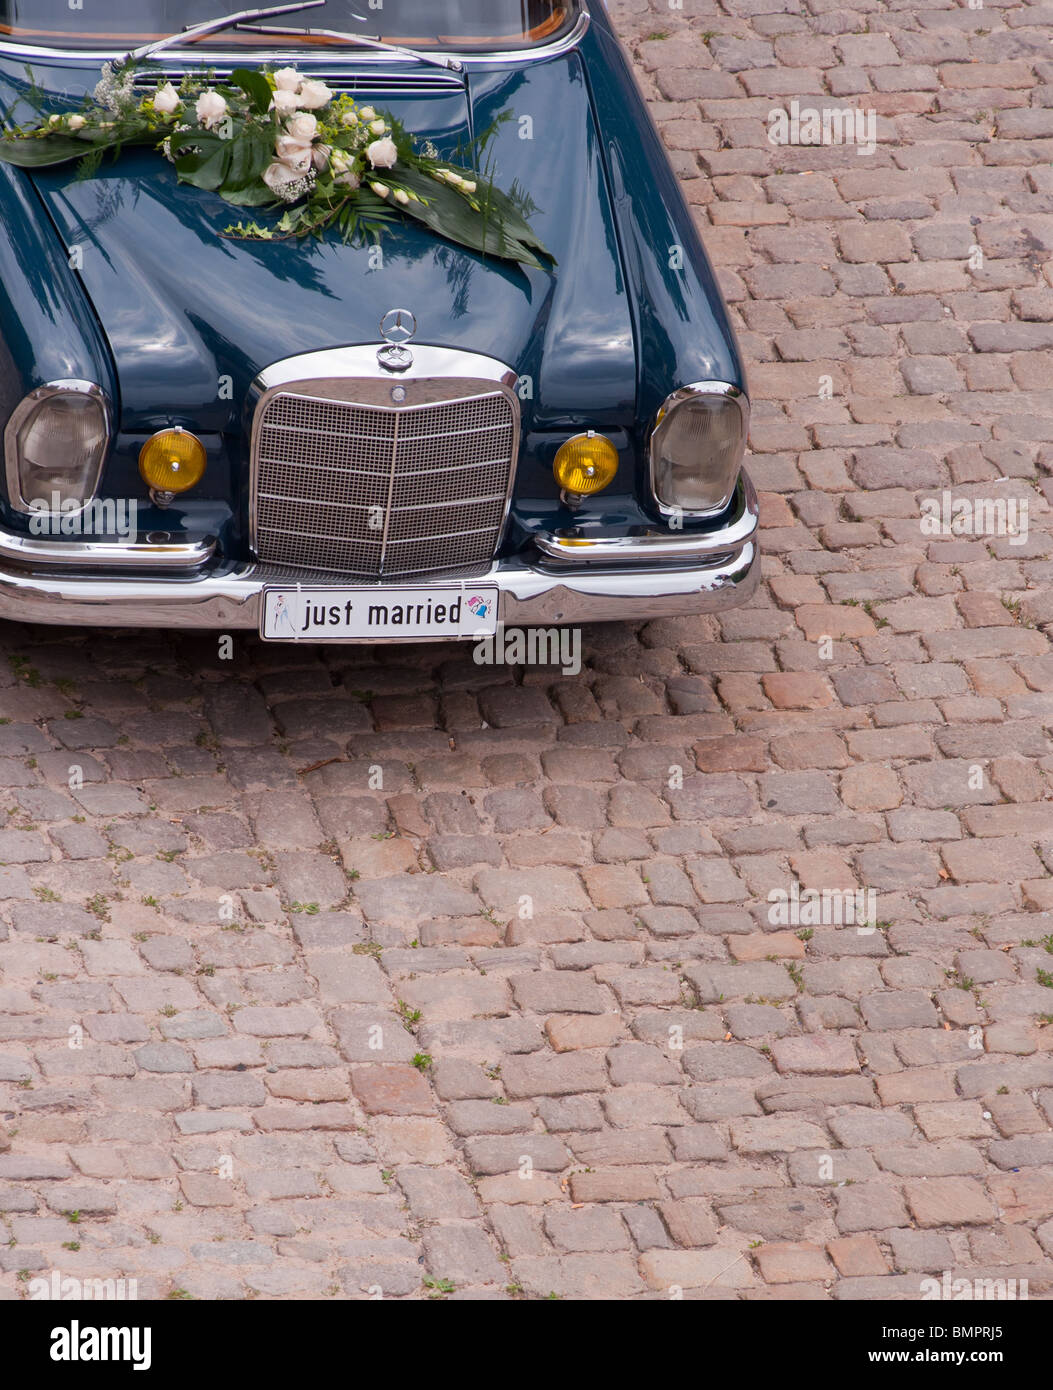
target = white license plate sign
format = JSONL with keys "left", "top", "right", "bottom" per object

{"left": 261, "top": 585, "right": 499, "bottom": 642}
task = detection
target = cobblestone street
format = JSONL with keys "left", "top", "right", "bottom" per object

{"left": 2, "top": 0, "right": 1053, "bottom": 1301}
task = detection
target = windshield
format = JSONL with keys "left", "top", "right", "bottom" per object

{"left": 0, "top": 1, "right": 577, "bottom": 51}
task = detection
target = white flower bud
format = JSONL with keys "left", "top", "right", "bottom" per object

{"left": 285, "top": 112, "right": 318, "bottom": 143}
{"left": 270, "top": 89, "right": 300, "bottom": 117}
{"left": 195, "top": 91, "right": 228, "bottom": 129}
{"left": 366, "top": 137, "right": 398, "bottom": 170}
{"left": 298, "top": 80, "right": 333, "bottom": 111}
{"left": 153, "top": 83, "right": 181, "bottom": 116}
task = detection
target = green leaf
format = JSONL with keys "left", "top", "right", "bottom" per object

{"left": 219, "top": 182, "right": 276, "bottom": 207}
{"left": 223, "top": 126, "right": 273, "bottom": 193}
{"left": 230, "top": 68, "right": 273, "bottom": 116}
{"left": 172, "top": 130, "right": 233, "bottom": 191}
{"left": 74, "top": 146, "right": 107, "bottom": 182}
{"left": 389, "top": 165, "right": 554, "bottom": 269}
{"left": 479, "top": 181, "right": 554, "bottom": 259}
{"left": 0, "top": 121, "right": 155, "bottom": 171}
{"left": 438, "top": 163, "right": 552, "bottom": 258}
{"left": 223, "top": 219, "right": 275, "bottom": 241}
{"left": 0, "top": 135, "right": 95, "bottom": 168}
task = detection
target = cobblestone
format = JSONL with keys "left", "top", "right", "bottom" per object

{"left": 0, "top": 0, "right": 1048, "bottom": 1306}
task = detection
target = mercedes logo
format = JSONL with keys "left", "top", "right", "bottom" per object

{"left": 377, "top": 309, "right": 417, "bottom": 373}
{"left": 380, "top": 308, "right": 417, "bottom": 345}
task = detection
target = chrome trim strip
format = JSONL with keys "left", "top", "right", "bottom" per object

{"left": 0, "top": 532, "right": 216, "bottom": 570}
{"left": 132, "top": 67, "right": 466, "bottom": 92}
{"left": 649, "top": 381, "right": 750, "bottom": 522}
{"left": 251, "top": 344, "right": 518, "bottom": 395}
{"left": 0, "top": 540, "right": 759, "bottom": 634}
{"left": 0, "top": 6, "right": 590, "bottom": 67}
{"left": 537, "top": 472, "right": 758, "bottom": 566}
{"left": 246, "top": 345, "right": 521, "bottom": 573}
{"left": 3, "top": 380, "right": 112, "bottom": 519}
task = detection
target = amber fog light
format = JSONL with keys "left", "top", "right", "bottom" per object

{"left": 553, "top": 432, "right": 619, "bottom": 502}
{"left": 139, "top": 428, "right": 207, "bottom": 502}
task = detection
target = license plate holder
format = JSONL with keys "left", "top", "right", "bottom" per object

{"left": 260, "top": 584, "right": 499, "bottom": 642}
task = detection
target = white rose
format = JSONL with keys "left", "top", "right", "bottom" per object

{"left": 275, "top": 135, "right": 313, "bottom": 173}
{"left": 273, "top": 67, "right": 302, "bottom": 92}
{"left": 341, "top": 111, "right": 359, "bottom": 126}
{"left": 270, "top": 89, "right": 301, "bottom": 117}
{"left": 370, "top": 182, "right": 389, "bottom": 198}
{"left": 369, "top": 119, "right": 386, "bottom": 135}
{"left": 462, "top": 180, "right": 477, "bottom": 193}
{"left": 263, "top": 160, "right": 299, "bottom": 193}
{"left": 297, "top": 80, "right": 333, "bottom": 110}
{"left": 153, "top": 83, "right": 181, "bottom": 115}
{"left": 312, "top": 143, "right": 331, "bottom": 171}
{"left": 195, "top": 91, "right": 227, "bottom": 129}
{"left": 358, "top": 106, "right": 376, "bottom": 121}
{"left": 366, "top": 136, "right": 398, "bottom": 169}
{"left": 336, "top": 169, "right": 361, "bottom": 189}
{"left": 394, "top": 189, "right": 409, "bottom": 205}
{"left": 68, "top": 114, "right": 86, "bottom": 130}
{"left": 285, "top": 112, "right": 318, "bottom": 143}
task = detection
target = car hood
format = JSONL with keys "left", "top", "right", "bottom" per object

{"left": 6, "top": 55, "right": 636, "bottom": 436}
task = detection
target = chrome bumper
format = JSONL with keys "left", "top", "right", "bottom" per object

{"left": 0, "top": 476, "right": 759, "bottom": 635}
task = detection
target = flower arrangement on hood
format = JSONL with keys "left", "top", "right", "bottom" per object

{"left": 0, "top": 62, "right": 554, "bottom": 269}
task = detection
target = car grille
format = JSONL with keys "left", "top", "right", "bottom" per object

{"left": 251, "top": 385, "right": 518, "bottom": 579}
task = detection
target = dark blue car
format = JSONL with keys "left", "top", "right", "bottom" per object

{"left": 0, "top": 0, "right": 757, "bottom": 643}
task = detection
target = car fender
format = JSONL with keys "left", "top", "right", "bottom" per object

{"left": 0, "top": 161, "right": 117, "bottom": 520}
{"left": 581, "top": 11, "right": 748, "bottom": 440}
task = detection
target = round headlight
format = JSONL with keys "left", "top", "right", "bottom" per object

{"left": 650, "top": 384, "right": 749, "bottom": 516}
{"left": 139, "top": 429, "right": 207, "bottom": 495}
{"left": 4, "top": 381, "right": 110, "bottom": 514}
{"left": 553, "top": 433, "right": 619, "bottom": 499}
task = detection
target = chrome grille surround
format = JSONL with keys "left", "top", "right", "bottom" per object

{"left": 248, "top": 346, "right": 521, "bottom": 581}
